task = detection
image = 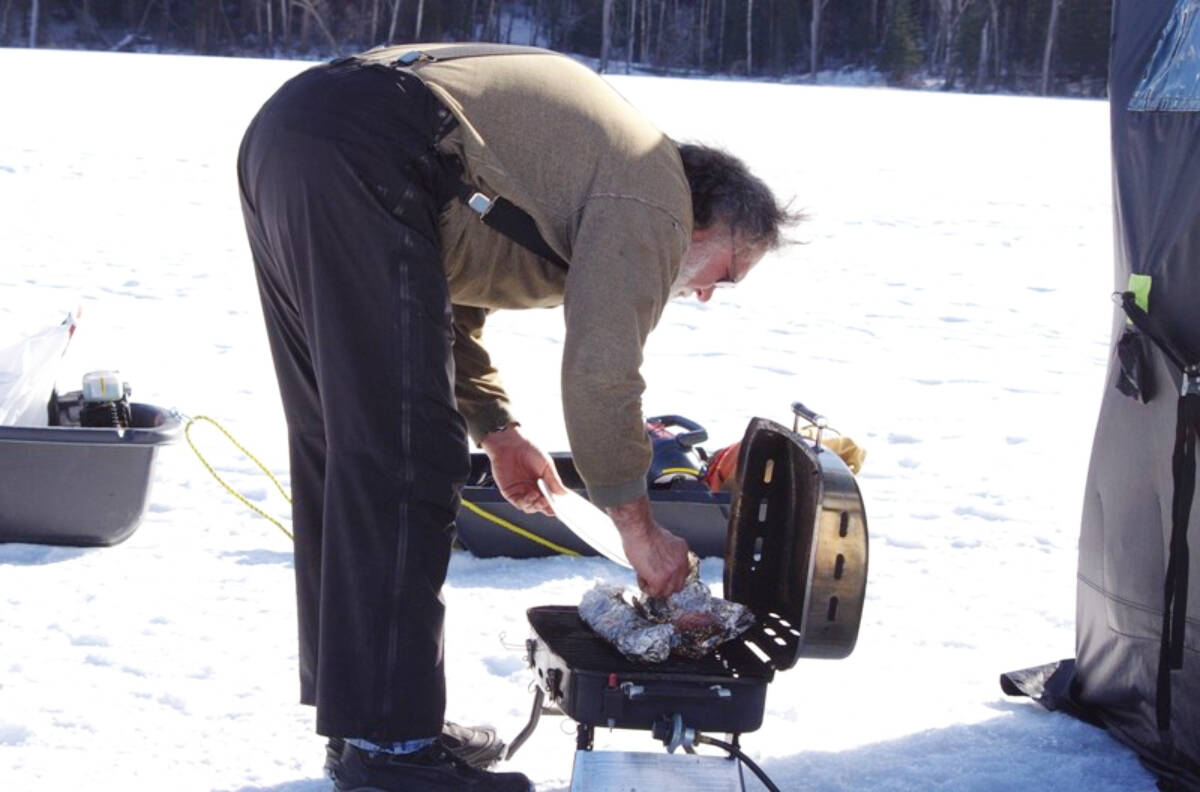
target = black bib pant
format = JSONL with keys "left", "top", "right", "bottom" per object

{"left": 236, "top": 60, "right": 471, "bottom": 741}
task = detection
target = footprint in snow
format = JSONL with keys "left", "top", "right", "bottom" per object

{"left": 884, "top": 536, "right": 926, "bottom": 550}
{"left": 954, "top": 505, "right": 1008, "bottom": 522}
{"left": 70, "top": 634, "right": 109, "bottom": 647}
{"left": 888, "top": 433, "right": 920, "bottom": 445}
{"left": 157, "top": 693, "right": 189, "bottom": 714}
{"left": 483, "top": 656, "right": 526, "bottom": 677}
{"left": 0, "top": 723, "right": 31, "bottom": 745}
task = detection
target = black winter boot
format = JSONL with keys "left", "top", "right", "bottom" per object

{"left": 324, "top": 722, "right": 507, "bottom": 778}
{"left": 331, "top": 739, "right": 533, "bottom": 792}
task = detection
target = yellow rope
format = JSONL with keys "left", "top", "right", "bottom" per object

{"left": 658, "top": 466, "right": 701, "bottom": 477}
{"left": 184, "top": 415, "right": 294, "bottom": 541}
{"left": 185, "top": 414, "right": 579, "bottom": 555}
{"left": 459, "top": 498, "right": 581, "bottom": 557}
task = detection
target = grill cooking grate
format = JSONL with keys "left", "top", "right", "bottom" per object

{"left": 528, "top": 606, "right": 771, "bottom": 679}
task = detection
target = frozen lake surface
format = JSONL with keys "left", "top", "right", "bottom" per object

{"left": 0, "top": 47, "right": 1150, "bottom": 790}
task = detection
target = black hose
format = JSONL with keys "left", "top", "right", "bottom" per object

{"left": 696, "top": 735, "right": 781, "bottom": 792}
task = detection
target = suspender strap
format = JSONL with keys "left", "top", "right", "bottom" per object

{"left": 354, "top": 48, "right": 571, "bottom": 272}
{"left": 439, "top": 154, "right": 570, "bottom": 272}
{"left": 1118, "top": 291, "right": 1196, "bottom": 732}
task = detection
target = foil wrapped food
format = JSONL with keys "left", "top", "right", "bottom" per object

{"left": 578, "top": 557, "right": 755, "bottom": 663}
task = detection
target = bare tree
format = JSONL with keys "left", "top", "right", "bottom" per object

{"left": 717, "top": 0, "right": 726, "bottom": 68}
{"left": 655, "top": 0, "right": 666, "bottom": 64}
{"left": 984, "top": 0, "right": 1001, "bottom": 81}
{"left": 293, "top": 0, "right": 337, "bottom": 49}
{"left": 266, "top": 0, "right": 274, "bottom": 50}
{"left": 746, "top": 0, "right": 753, "bottom": 75}
{"left": 414, "top": 0, "right": 424, "bottom": 39}
{"left": 810, "top": 0, "right": 830, "bottom": 75}
{"left": 627, "top": 0, "right": 636, "bottom": 72}
{"left": 279, "top": 0, "right": 290, "bottom": 49}
{"left": 932, "top": 0, "right": 971, "bottom": 79}
{"left": 1040, "top": 0, "right": 1061, "bottom": 95}
{"left": 975, "top": 17, "right": 988, "bottom": 87}
{"left": 28, "top": 0, "right": 37, "bottom": 46}
{"left": 387, "top": 0, "right": 402, "bottom": 41}
{"left": 486, "top": 0, "right": 498, "bottom": 40}
{"left": 640, "top": 0, "right": 651, "bottom": 63}
{"left": 600, "top": 0, "right": 613, "bottom": 71}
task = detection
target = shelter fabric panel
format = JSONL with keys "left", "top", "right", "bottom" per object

{"left": 1069, "top": 0, "right": 1200, "bottom": 782}
{"left": 1130, "top": 0, "right": 1200, "bottom": 112}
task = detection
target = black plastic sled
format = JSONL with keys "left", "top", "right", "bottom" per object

{"left": 456, "top": 415, "right": 732, "bottom": 559}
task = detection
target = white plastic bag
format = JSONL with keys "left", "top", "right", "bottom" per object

{"left": 0, "top": 311, "right": 78, "bottom": 427}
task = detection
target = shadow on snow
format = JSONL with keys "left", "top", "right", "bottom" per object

{"left": 0, "top": 543, "right": 92, "bottom": 566}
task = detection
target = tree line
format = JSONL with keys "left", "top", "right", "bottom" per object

{"left": 2, "top": 0, "right": 1112, "bottom": 96}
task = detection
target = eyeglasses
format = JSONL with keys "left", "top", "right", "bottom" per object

{"left": 713, "top": 233, "right": 746, "bottom": 289}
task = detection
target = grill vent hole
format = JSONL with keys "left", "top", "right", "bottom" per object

{"left": 827, "top": 596, "right": 840, "bottom": 622}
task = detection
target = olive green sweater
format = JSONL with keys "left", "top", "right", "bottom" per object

{"left": 356, "top": 43, "right": 692, "bottom": 507}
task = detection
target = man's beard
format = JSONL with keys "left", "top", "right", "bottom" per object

{"left": 670, "top": 243, "right": 716, "bottom": 299}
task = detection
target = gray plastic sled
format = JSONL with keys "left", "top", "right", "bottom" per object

{"left": 0, "top": 401, "right": 181, "bottom": 547}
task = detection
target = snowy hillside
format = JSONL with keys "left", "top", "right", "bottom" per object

{"left": 0, "top": 47, "right": 1153, "bottom": 790}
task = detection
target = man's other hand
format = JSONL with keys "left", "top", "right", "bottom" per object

{"left": 480, "top": 424, "right": 567, "bottom": 516}
{"left": 605, "top": 497, "right": 690, "bottom": 598}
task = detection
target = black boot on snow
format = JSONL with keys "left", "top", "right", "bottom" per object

{"left": 325, "top": 722, "right": 506, "bottom": 778}
{"left": 331, "top": 739, "right": 533, "bottom": 792}
{"left": 440, "top": 721, "right": 508, "bottom": 768}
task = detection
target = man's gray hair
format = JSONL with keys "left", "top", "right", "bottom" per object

{"left": 677, "top": 143, "right": 803, "bottom": 250}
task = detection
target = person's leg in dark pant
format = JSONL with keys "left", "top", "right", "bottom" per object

{"left": 237, "top": 62, "right": 470, "bottom": 742}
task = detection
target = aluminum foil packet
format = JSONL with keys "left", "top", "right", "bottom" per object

{"left": 578, "top": 556, "right": 755, "bottom": 663}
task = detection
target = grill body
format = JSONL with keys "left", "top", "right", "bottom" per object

{"left": 524, "top": 416, "right": 869, "bottom": 736}
{"left": 528, "top": 606, "right": 772, "bottom": 733}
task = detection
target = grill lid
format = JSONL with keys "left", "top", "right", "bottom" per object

{"left": 723, "top": 418, "right": 868, "bottom": 671}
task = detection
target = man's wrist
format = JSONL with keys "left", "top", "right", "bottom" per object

{"left": 604, "top": 495, "right": 654, "bottom": 539}
{"left": 480, "top": 421, "right": 521, "bottom": 451}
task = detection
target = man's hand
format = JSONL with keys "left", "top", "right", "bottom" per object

{"left": 480, "top": 424, "right": 567, "bottom": 516}
{"left": 605, "top": 496, "right": 690, "bottom": 598}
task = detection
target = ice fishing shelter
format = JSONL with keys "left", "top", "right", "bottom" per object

{"left": 1006, "top": 2, "right": 1200, "bottom": 786}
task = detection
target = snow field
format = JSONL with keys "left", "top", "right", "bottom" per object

{"left": 0, "top": 47, "right": 1151, "bottom": 790}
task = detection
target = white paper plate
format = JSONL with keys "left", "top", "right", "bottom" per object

{"left": 538, "top": 479, "right": 632, "bottom": 568}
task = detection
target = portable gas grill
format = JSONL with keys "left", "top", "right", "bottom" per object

{"left": 505, "top": 406, "right": 869, "bottom": 791}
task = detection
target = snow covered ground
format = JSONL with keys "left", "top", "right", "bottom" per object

{"left": 0, "top": 47, "right": 1152, "bottom": 790}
